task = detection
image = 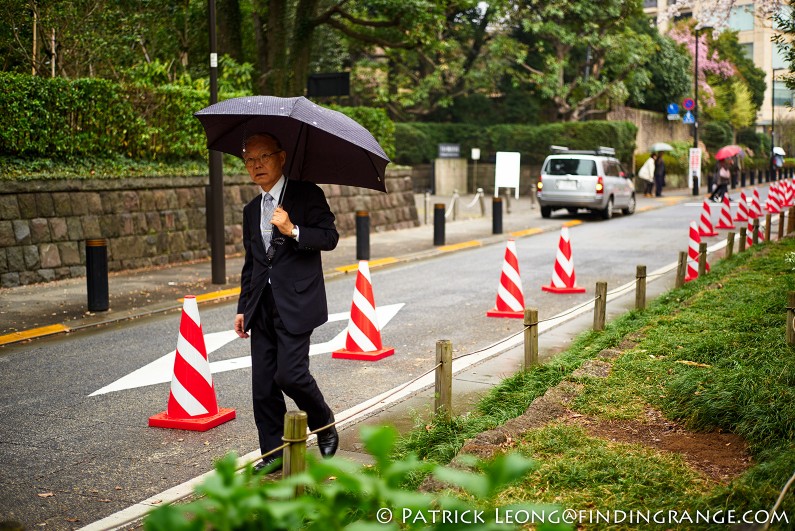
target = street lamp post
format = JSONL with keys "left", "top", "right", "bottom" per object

{"left": 771, "top": 67, "right": 783, "bottom": 181}
{"left": 693, "top": 25, "right": 711, "bottom": 195}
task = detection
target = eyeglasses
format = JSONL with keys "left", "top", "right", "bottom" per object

{"left": 244, "top": 150, "right": 283, "bottom": 168}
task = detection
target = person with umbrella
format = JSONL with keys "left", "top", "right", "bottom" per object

{"left": 233, "top": 132, "right": 340, "bottom": 472}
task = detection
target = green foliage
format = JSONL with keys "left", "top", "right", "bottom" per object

{"left": 395, "top": 121, "right": 637, "bottom": 166}
{"left": 712, "top": 30, "right": 767, "bottom": 112}
{"left": 143, "top": 425, "right": 570, "bottom": 530}
{"left": 700, "top": 121, "right": 733, "bottom": 152}
{"left": 0, "top": 73, "right": 395, "bottom": 167}
{"left": 626, "top": 32, "right": 692, "bottom": 113}
{"left": 737, "top": 127, "right": 770, "bottom": 158}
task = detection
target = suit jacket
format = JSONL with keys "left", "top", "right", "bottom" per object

{"left": 237, "top": 179, "right": 339, "bottom": 335}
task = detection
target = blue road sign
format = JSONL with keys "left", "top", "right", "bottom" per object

{"left": 682, "top": 111, "right": 695, "bottom": 124}
{"left": 667, "top": 103, "right": 679, "bottom": 115}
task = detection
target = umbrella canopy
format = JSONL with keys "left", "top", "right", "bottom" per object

{"left": 194, "top": 96, "right": 391, "bottom": 192}
{"left": 649, "top": 142, "right": 674, "bottom": 152}
{"left": 715, "top": 145, "right": 742, "bottom": 161}
{"left": 773, "top": 146, "right": 786, "bottom": 156}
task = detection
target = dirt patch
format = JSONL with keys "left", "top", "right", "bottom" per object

{"left": 567, "top": 408, "right": 753, "bottom": 484}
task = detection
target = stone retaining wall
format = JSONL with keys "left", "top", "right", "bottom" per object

{"left": 0, "top": 168, "right": 418, "bottom": 288}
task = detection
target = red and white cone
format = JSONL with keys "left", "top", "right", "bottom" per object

{"left": 746, "top": 218, "right": 766, "bottom": 247}
{"left": 542, "top": 226, "right": 585, "bottom": 294}
{"left": 698, "top": 200, "right": 718, "bottom": 237}
{"left": 783, "top": 180, "right": 793, "bottom": 207}
{"left": 734, "top": 191, "right": 749, "bottom": 222}
{"left": 685, "top": 221, "right": 709, "bottom": 282}
{"left": 149, "top": 296, "right": 236, "bottom": 431}
{"left": 766, "top": 183, "right": 782, "bottom": 214}
{"left": 333, "top": 261, "right": 395, "bottom": 361}
{"left": 716, "top": 195, "right": 734, "bottom": 229}
{"left": 750, "top": 188, "right": 762, "bottom": 219}
{"left": 487, "top": 239, "right": 526, "bottom": 318}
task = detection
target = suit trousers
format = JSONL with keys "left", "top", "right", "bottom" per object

{"left": 250, "top": 285, "right": 332, "bottom": 456}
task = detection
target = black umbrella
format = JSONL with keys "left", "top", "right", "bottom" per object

{"left": 194, "top": 96, "right": 390, "bottom": 193}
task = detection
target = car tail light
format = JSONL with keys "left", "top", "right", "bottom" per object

{"left": 537, "top": 176, "right": 543, "bottom": 190}
{"left": 595, "top": 176, "right": 604, "bottom": 194}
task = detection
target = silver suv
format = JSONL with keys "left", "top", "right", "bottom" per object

{"left": 536, "top": 146, "right": 636, "bottom": 220}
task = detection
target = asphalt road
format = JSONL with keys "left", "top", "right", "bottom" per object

{"left": 0, "top": 198, "right": 727, "bottom": 529}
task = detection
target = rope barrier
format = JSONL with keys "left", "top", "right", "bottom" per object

{"left": 452, "top": 326, "right": 529, "bottom": 361}
{"left": 537, "top": 296, "right": 598, "bottom": 324}
{"left": 464, "top": 189, "right": 485, "bottom": 209}
{"left": 445, "top": 192, "right": 459, "bottom": 219}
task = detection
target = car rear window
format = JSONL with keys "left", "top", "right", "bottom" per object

{"left": 545, "top": 158, "right": 597, "bottom": 176}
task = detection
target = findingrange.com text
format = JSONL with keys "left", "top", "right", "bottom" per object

{"left": 375, "top": 507, "right": 791, "bottom": 526}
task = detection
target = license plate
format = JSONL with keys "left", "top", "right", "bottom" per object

{"left": 557, "top": 180, "right": 577, "bottom": 191}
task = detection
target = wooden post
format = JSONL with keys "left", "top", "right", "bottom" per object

{"left": 675, "top": 251, "right": 687, "bottom": 288}
{"left": 698, "top": 242, "right": 707, "bottom": 277}
{"left": 635, "top": 265, "right": 646, "bottom": 311}
{"left": 788, "top": 292, "right": 795, "bottom": 346}
{"left": 788, "top": 207, "right": 795, "bottom": 235}
{"left": 779, "top": 212, "right": 785, "bottom": 240}
{"left": 283, "top": 411, "right": 308, "bottom": 494}
{"left": 523, "top": 308, "right": 539, "bottom": 368}
{"left": 726, "top": 232, "right": 735, "bottom": 259}
{"left": 764, "top": 213, "right": 772, "bottom": 241}
{"left": 739, "top": 227, "right": 747, "bottom": 252}
{"left": 753, "top": 218, "right": 760, "bottom": 245}
{"left": 593, "top": 281, "right": 607, "bottom": 331}
{"left": 435, "top": 340, "right": 452, "bottom": 420}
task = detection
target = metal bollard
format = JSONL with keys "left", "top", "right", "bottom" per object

{"left": 355, "top": 210, "right": 370, "bottom": 261}
{"left": 434, "top": 339, "right": 452, "bottom": 420}
{"left": 750, "top": 170, "right": 756, "bottom": 185}
{"left": 726, "top": 232, "right": 735, "bottom": 259}
{"left": 635, "top": 265, "right": 646, "bottom": 311}
{"left": 523, "top": 308, "right": 539, "bottom": 368}
{"left": 593, "top": 281, "right": 607, "bottom": 331}
{"left": 740, "top": 171, "right": 746, "bottom": 188}
{"left": 492, "top": 197, "right": 503, "bottom": 234}
{"left": 86, "top": 239, "right": 109, "bottom": 312}
{"left": 433, "top": 203, "right": 445, "bottom": 246}
{"left": 692, "top": 174, "right": 699, "bottom": 196}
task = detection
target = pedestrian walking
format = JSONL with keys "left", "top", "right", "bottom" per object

{"left": 638, "top": 154, "right": 655, "bottom": 197}
{"left": 654, "top": 152, "right": 666, "bottom": 197}
{"left": 233, "top": 132, "right": 339, "bottom": 472}
{"left": 710, "top": 160, "right": 731, "bottom": 202}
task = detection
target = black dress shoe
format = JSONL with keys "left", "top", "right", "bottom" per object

{"left": 317, "top": 417, "right": 339, "bottom": 458}
{"left": 253, "top": 456, "right": 282, "bottom": 474}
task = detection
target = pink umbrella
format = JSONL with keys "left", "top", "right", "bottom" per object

{"left": 715, "top": 145, "right": 742, "bottom": 160}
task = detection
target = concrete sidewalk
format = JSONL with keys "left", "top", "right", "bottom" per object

{"left": 0, "top": 190, "right": 690, "bottom": 345}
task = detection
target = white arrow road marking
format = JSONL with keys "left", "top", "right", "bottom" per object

{"left": 89, "top": 303, "right": 404, "bottom": 396}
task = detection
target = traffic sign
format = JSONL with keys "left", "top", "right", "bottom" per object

{"left": 682, "top": 111, "right": 695, "bottom": 124}
{"left": 683, "top": 98, "right": 695, "bottom": 110}
{"left": 667, "top": 103, "right": 679, "bottom": 115}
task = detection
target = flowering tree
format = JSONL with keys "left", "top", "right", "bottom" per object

{"left": 668, "top": 26, "right": 735, "bottom": 106}
{"left": 663, "top": 0, "right": 784, "bottom": 30}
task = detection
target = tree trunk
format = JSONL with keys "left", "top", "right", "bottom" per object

{"left": 217, "top": 0, "right": 243, "bottom": 62}
{"left": 264, "top": 0, "right": 289, "bottom": 95}
{"left": 252, "top": 6, "right": 268, "bottom": 94}
{"left": 288, "top": 0, "right": 319, "bottom": 95}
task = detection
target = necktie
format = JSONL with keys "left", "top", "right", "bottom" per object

{"left": 261, "top": 193, "right": 274, "bottom": 250}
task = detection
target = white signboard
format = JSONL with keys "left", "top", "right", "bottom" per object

{"left": 688, "top": 148, "right": 702, "bottom": 189}
{"left": 494, "top": 151, "right": 521, "bottom": 198}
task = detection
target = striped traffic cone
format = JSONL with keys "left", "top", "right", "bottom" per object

{"left": 746, "top": 218, "right": 766, "bottom": 247}
{"left": 333, "top": 261, "right": 395, "bottom": 361}
{"left": 487, "top": 239, "right": 526, "bottom": 318}
{"left": 149, "top": 296, "right": 236, "bottom": 431}
{"left": 750, "top": 188, "right": 762, "bottom": 219}
{"left": 734, "top": 191, "right": 749, "bottom": 222}
{"left": 698, "top": 200, "right": 718, "bottom": 237}
{"left": 685, "top": 221, "right": 709, "bottom": 282}
{"left": 766, "top": 183, "right": 782, "bottom": 214}
{"left": 783, "top": 180, "right": 793, "bottom": 207}
{"left": 542, "top": 226, "right": 586, "bottom": 293}
{"left": 716, "top": 195, "right": 735, "bottom": 229}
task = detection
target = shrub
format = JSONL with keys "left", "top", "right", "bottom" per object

{"left": 700, "top": 121, "right": 733, "bottom": 152}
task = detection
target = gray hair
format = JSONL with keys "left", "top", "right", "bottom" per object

{"left": 242, "top": 132, "right": 282, "bottom": 153}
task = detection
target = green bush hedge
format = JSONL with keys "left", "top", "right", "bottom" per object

{"left": 0, "top": 73, "right": 395, "bottom": 164}
{"left": 395, "top": 121, "right": 638, "bottom": 166}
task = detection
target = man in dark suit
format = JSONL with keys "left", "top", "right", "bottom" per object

{"left": 233, "top": 132, "right": 339, "bottom": 472}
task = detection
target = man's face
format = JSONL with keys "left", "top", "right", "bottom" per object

{"left": 244, "top": 136, "right": 287, "bottom": 191}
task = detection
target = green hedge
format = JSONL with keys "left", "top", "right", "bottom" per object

{"left": 0, "top": 73, "right": 394, "bottom": 164}
{"left": 395, "top": 121, "right": 638, "bottom": 166}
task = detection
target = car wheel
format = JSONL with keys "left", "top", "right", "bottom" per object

{"left": 541, "top": 206, "right": 552, "bottom": 218}
{"left": 601, "top": 197, "right": 614, "bottom": 220}
{"left": 622, "top": 194, "right": 636, "bottom": 215}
